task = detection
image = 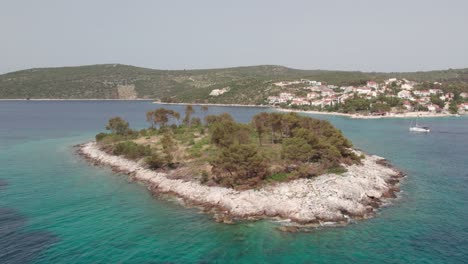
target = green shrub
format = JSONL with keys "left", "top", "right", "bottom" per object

{"left": 161, "top": 133, "right": 176, "bottom": 152}
{"left": 139, "top": 129, "right": 149, "bottom": 137}
{"left": 146, "top": 153, "right": 165, "bottom": 169}
{"left": 268, "top": 172, "right": 289, "bottom": 182}
{"left": 189, "top": 148, "right": 202, "bottom": 158}
{"left": 200, "top": 170, "right": 209, "bottom": 183}
{"left": 210, "top": 144, "right": 269, "bottom": 185}
{"left": 98, "top": 134, "right": 126, "bottom": 144}
{"left": 105, "top": 117, "right": 130, "bottom": 135}
{"left": 281, "top": 137, "right": 314, "bottom": 162}
{"left": 95, "top": 132, "right": 108, "bottom": 142}
{"left": 191, "top": 117, "right": 202, "bottom": 127}
{"left": 112, "top": 141, "right": 151, "bottom": 160}
{"left": 327, "top": 166, "right": 348, "bottom": 175}
{"left": 291, "top": 164, "right": 324, "bottom": 179}
{"left": 192, "top": 137, "right": 209, "bottom": 150}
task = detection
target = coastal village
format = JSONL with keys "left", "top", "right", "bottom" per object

{"left": 263, "top": 78, "right": 468, "bottom": 115}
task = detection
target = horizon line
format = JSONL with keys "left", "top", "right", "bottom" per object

{"left": 2, "top": 63, "right": 468, "bottom": 75}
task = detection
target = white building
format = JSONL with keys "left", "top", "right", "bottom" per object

{"left": 300, "top": 79, "right": 321, "bottom": 86}
{"left": 311, "top": 100, "right": 323, "bottom": 107}
{"left": 427, "top": 104, "right": 440, "bottom": 112}
{"left": 401, "top": 83, "right": 414, "bottom": 90}
{"left": 402, "top": 101, "right": 412, "bottom": 111}
{"left": 267, "top": 96, "right": 279, "bottom": 104}
{"left": 413, "top": 90, "right": 431, "bottom": 97}
{"left": 458, "top": 102, "right": 468, "bottom": 111}
{"left": 366, "top": 81, "right": 378, "bottom": 89}
{"left": 279, "top": 92, "right": 294, "bottom": 101}
{"left": 429, "top": 89, "right": 443, "bottom": 95}
{"left": 385, "top": 78, "right": 398, "bottom": 85}
{"left": 320, "top": 87, "right": 335, "bottom": 97}
{"left": 356, "top": 87, "right": 373, "bottom": 95}
{"left": 291, "top": 98, "right": 310, "bottom": 106}
{"left": 419, "top": 97, "right": 431, "bottom": 103}
{"left": 321, "top": 99, "right": 335, "bottom": 107}
{"left": 343, "top": 86, "right": 356, "bottom": 94}
{"left": 337, "top": 94, "right": 350, "bottom": 103}
{"left": 398, "top": 90, "right": 412, "bottom": 99}
{"left": 307, "top": 92, "right": 320, "bottom": 99}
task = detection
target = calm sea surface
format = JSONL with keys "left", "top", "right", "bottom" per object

{"left": 0, "top": 101, "right": 467, "bottom": 263}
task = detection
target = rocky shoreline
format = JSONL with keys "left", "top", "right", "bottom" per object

{"left": 77, "top": 142, "right": 404, "bottom": 228}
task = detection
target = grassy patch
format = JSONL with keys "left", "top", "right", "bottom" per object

{"left": 268, "top": 172, "right": 290, "bottom": 182}
{"left": 188, "top": 137, "right": 210, "bottom": 158}
{"left": 112, "top": 141, "right": 151, "bottom": 160}
{"left": 327, "top": 166, "right": 348, "bottom": 175}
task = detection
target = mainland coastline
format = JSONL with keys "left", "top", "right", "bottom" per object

{"left": 152, "top": 102, "right": 462, "bottom": 119}
{"left": 276, "top": 108, "right": 462, "bottom": 119}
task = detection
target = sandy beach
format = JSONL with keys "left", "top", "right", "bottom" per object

{"left": 78, "top": 142, "right": 404, "bottom": 226}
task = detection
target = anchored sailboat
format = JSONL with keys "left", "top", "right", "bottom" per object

{"left": 409, "top": 118, "right": 430, "bottom": 133}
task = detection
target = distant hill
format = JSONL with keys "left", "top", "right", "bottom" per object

{"left": 1, "top": 64, "right": 467, "bottom": 104}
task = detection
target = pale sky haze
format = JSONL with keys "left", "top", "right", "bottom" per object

{"left": 1, "top": 0, "right": 467, "bottom": 73}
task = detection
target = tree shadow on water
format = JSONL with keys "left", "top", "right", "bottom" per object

{"left": 0, "top": 179, "right": 7, "bottom": 189}
{"left": 0, "top": 179, "right": 59, "bottom": 264}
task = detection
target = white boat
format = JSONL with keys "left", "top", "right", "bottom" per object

{"left": 410, "top": 126, "right": 430, "bottom": 132}
{"left": 409, "top": 119, "right": 430, "bottom": 133}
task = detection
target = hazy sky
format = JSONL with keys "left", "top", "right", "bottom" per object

{"left": 1, "top": 0, "right": 468, "bottom": 73}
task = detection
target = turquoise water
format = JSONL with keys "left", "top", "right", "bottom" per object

{"left": 0, "top": 101, "right": 467, "bottom": 263}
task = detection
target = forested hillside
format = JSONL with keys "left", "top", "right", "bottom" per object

{"left": 1, "top": 64, "right": 467, "bottom": 104}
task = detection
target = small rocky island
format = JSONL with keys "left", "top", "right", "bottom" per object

{"left": 79, "top": 106, "right": 403, "bottom": 227}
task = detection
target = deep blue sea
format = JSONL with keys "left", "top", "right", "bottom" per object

{"left": 0, "top": 101, "right": 467, "bottom": 263}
